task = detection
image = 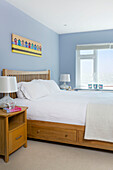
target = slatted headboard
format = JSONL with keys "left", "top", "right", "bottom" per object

{"left": 3, "top": 69, "right": 50, "bottom": 99}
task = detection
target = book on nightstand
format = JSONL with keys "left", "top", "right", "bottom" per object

{"left": 3, "top": 106, "right": 22, "bottom": 113}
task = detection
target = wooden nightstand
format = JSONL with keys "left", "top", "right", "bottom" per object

{"left": 0, "top": 106, "right": 28, "bottom": 162}
{"left": 60, "top": 88, "right": 74, "bottom": 91}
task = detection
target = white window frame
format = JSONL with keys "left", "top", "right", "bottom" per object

{"left": 75, "top": 43, "right": 113, "bottom": 88}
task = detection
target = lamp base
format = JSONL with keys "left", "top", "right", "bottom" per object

{"left": 60, "top": 82, "right": 69, "bottom": 90}
{"left": 0, "top": 94, "right": 15, "bottom": 109}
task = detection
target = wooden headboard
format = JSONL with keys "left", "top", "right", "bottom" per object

{"left": 2, "top": 69, "right": 50, "bottom": 98}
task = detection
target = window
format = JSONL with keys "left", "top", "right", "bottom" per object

{"left": 76, "top": 43, "right": 113, "bottom": 89}
{"left": 80, "top": 59, "right": 94, "bottom": 87}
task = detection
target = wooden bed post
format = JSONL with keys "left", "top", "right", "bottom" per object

{"left": 48, "top": 70, "right": 50, "bottom": 80}
{"left": 3, "top": 69, "right": 8, "bottom": 76}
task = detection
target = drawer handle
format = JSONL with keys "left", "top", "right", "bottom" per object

{"left": 37, "top": 130, "right": 40, "bottom": 133}
{"left": 16, "top": 135, "right": 22, "bottom": 140}
{"left": 65, "top": 134, "right": 68, "bottom": 137}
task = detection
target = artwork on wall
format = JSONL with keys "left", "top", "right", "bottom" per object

{"left": 12, "top": 34, "right": 42, "bottom": 57}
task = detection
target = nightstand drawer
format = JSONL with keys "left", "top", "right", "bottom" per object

{"left": 9, "top": 124, "right": 25, "bottom": 154}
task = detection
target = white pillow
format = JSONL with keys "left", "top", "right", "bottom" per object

{"left": 20, "top": 82, "right": 50, "bottom": 100}
{"left": 17, "top": 82, "right": 27, "bottom": 99}
{"left": 32, "top": 79, "right": 60, "bottom": 93}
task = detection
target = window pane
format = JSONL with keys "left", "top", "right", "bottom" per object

{"left": 97, "top": 49, "right": 113, "bottom": 89}
{"left": 80, "top": 50, "right": 94, "bottom": 55}
{"left": 80, "top": 59, "right": 94, "bottom": 88}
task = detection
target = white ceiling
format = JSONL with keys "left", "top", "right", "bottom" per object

{"left": 6, "top": 0, "right": 113, "bottom": 34}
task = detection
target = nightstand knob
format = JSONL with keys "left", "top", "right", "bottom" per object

{"left": 65, "top": 134, "right": 68, "bottom": 137}
{"left": 16, "top": 135, "right": 22, "bottom": 140}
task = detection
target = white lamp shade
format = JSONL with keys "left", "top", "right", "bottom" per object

{"left": 60, "top": 74, "right": 70, "bottom": 82}
{"left": 0, "top": 76, "right": 18, "bottom": 93}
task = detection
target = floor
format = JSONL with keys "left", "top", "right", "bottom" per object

{"left": 0, "top": 140, "right": 113, "bottom": 170}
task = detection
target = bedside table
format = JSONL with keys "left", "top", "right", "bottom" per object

{"left": 60, "top": 88, "right": 74, "bottom": 91}
{"left": 0, "top": 106, "right": 28, "bottom": 162}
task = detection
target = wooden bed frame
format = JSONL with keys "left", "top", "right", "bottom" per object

{"left": 3, "top": 69, "right": 113, "bottom": 151}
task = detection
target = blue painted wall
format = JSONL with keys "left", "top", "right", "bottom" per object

{"left": 1, "top": 0, "right": 113, "bottom": 89}
{"left": 59, "top": 30, "right": 113, "bottom": 88}
{"left": 0, "top": 0, "right": 59, "bottom": 83}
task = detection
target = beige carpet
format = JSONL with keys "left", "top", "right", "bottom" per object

{"left": 0, "top": 140, "right": 113, "bottom": 170}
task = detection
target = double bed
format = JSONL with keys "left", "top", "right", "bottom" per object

{"left": 3, "top": 69, "right": 113, "bottom": 151}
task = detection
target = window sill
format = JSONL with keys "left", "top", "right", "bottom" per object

{"left": 73, "top": 88, "right": 113, "bottom": 91}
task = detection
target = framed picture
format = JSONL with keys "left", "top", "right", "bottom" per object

{"left": 12, "top": 34, "right": 42, "bottom": 57}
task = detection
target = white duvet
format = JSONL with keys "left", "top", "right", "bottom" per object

{"left": 14, "top": 90, "right": 113, "bottom": 126}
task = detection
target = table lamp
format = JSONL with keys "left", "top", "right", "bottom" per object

{"left": 0, "top": 76, "right": 18, "bottom": 109}
{"left": 60, "top": 74, "right": 70, "bottom": 89}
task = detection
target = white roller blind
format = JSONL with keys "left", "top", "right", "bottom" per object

{"left": 76, "top": 43, "right": 113, "bottom": 50}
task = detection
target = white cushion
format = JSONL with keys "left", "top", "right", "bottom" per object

{"left": 20, "top": 82, "right": 50, "bottom": 100}
{"left": 32, "top": 79, "right": 60, "bottom": 93}
{"left": 17, "top": 82, "right": 27, "bottom": 99}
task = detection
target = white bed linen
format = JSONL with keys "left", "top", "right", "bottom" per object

{"left": 84, "top": 103, "right": 113, "bottom": 142}
{"left": 14, "top": 90, "right": 113, "bottom": 126}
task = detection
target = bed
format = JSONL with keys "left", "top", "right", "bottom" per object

{"left": 3, "top": 69, "right": 113, "bottom": 151}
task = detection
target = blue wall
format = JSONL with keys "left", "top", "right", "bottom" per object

{"left": 1, "top": 0, "right": 113, "bottom": 88}
{"left": 0, "top": 0, "right": 59, "bottom": 83}
{"left": 59, "top": 30, "right": 113, "bottom": 88}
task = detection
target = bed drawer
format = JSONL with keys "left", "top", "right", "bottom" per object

{"left": 30, "top": 125, "right": 76, "bottom": 144}
{"left": 78, "top": 130, "right": 97, "bottom": 145}
{"left": 78, "top": 130, "right": 109, "bottom": 148}
{"left": 9, "top": 125, "right": 25, "bottom": 153}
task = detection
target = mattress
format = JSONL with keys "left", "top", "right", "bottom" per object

{"left": 14, "top": 90, "right": 113, "bottom": 126}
